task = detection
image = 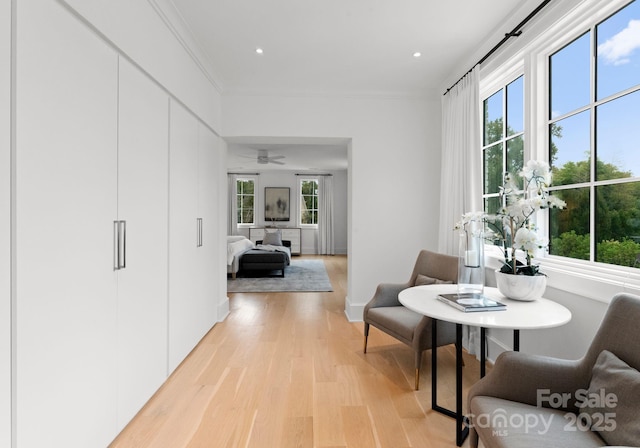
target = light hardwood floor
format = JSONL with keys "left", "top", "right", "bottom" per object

{"left": 111, "top": 255, "right": 481, "bottom": 448}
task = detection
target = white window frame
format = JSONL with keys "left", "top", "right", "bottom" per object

{"left": 480, "top": 72, "right": 526, "bottom": 213}
{"left": 478, "top": 0, "right": 640, "bottom": 303}
{"left": 236, "top": 176, "right": 256, "bottom": 227}
{"left": 298, "top": 177, "right": 319, "bottom": 228}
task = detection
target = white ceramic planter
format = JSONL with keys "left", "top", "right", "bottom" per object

{"left": 494, "top": 270, "right": 547, "bottom": 301}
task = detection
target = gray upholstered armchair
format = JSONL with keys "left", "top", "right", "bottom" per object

{"left": 363, "top": 249, "right": 459, "bottom": 390}
{"left": 468, "top": 292, "right": 640, "bottom": 448}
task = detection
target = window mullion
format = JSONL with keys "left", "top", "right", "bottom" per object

{"left": 590, "top": 104, "right": 596, "bottom": 262}
{"left": 589, "top": 23, "right": 596, "bottom": 263}
{"left": 503, "top": 84, "right": 507, "bottom": 175}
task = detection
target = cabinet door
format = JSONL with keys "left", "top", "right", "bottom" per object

{"left": 116, "top": 58, "right": 169, "bottom": 429}
{"left": 282, "top": 228, "right": 301, "bottom": 255}
{"left": 0, "top": 0, "right": 10, "bottom": 445}
{"left": 168, "top": 100, "right": 200, "bottom": 372}
{"left": 16, "top": 1, "right": 118, "bottom": 446}
{"left": 197, "top": 124, "right": 219, "bottom": 332}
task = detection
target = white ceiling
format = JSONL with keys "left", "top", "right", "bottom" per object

{"left": 167, "top": 0, "right": 539, "bottom": 170}
{"left": 226, "top": 137, "right": 349, "bottom": 173}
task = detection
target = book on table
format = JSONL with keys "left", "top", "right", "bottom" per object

{"left": 437, "top": 293, "right": 507, "bottom": 312}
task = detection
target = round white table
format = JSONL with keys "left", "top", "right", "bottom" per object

{"left": 399, "top": 284, "right": 572, "bottom": 331}
{"left": 398, "top": 284, "right": 572, "bottom": 446}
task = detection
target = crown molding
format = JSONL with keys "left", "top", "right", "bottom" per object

{"left": 147, "top": 0, "right": 225, "bottom": 93}
{"left": 221, "top": 87, "right": 440, "bottom": 102}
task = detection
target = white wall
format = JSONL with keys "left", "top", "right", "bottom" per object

{"left": 1, "top": 2, "right": 11, "bottom": 446}
{"left": 223, "top": 93, "right": 442, "bottom": 319}
{"left": 332, "top": 170, "right": 348, "bottom": 255}
{"left": 236, "top": 170, "right": 348, "bottom": 255}
{"left": 218, "top": 140, "right": 231, "bottom": 320}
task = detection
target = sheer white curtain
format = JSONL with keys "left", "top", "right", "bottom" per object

{"left": 227, "top": 174, "right": 238, "bottom": 235}
{"left": 439, "top": 66, "right": 482, "bottom": 253}
{"left": 438, "top": 66, "right": 483, "bottom": 357}
{"left": 318, "top": 175, "right": 334, "bottom": 255}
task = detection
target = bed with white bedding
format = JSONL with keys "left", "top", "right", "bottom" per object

{"left": 227, "top": 236, "right": 255, "bottom": 279}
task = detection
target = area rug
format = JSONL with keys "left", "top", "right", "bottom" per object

{"left": 227, "top": 259, "right": 333, "bottom": 293}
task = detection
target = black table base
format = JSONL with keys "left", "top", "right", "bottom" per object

{"left": 431, "top": 320, "right": 520, "bottom": 446}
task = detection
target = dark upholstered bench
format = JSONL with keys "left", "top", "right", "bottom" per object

{"left": 239, "top": 241, "right": 291, "bottom": 277}
{"left": 240, "top": 249, "right": 287, "bottom": 277}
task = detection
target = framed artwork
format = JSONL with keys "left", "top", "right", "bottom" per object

{"left": 264, "top": 187, "right": 290, "bottom": 221}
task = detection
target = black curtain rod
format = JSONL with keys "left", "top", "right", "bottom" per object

{"left": 228, "top": 172, "right": 260, "bottom": 175}
{"left": 295, "top": 173, "right": 333, "bottom": 176}
{"left": 443, "top": 0, "right": 552, "bottom": 96}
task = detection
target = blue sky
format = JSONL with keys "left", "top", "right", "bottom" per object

{"left": 552, "top": 0, "right": 640, "bottom": 178}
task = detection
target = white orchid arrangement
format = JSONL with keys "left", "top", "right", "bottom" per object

{"left": 456, "top": 160, "right": 566, "bottom": 276}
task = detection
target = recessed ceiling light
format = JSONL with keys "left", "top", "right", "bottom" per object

{"left": 413, "top": 52, "right": 421, "bottom": 58}
{"left": 255, "top": 47, "right": 264, "bottom": 55}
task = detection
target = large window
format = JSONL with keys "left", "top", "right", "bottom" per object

{"left": 300, "top": 178, "right": 318, "bottom": 225}
{"left": 482, "top": 75, "right": 525, "bottom": 222}
{"left": 548, "top": 0, "right": 640, "bottom": 268}
{"left": 236, "top": 178, "right": 255, "bottom": 225}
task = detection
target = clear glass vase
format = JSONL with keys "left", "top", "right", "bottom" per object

{"left": 457, "top": 225, "right": 485, "bottom": 294}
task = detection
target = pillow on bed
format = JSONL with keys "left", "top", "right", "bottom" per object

{"left": 414, "top": 274, "right": 453, "bottom": 286}
{"left": 263, "top": 229, "right": 283, "bottom": 246}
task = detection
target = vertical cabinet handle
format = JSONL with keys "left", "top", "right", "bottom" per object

{"left": 113, "top": 220, "right": 127, "bottom": 270}
{"left": 120, "top": 220, "right": 126, "bottom": 269}
{"left": 114, "top": 221, "right": 120, "bottom": 271}
{"left": 196, "top": 218, "right": 203, "bottom": 247}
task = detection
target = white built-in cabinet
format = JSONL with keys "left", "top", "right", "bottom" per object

{"left": 1, "top": 1, "right": 12, "bottom": 446}
{"left": 168, "top": 100, "right": 218, "bottom": 372}
{"left": 14, "top": 1, "right": 220, "bottom": 446}
{"left": 115, "top": 58, "right": 169, "bottom": 430}
{"left": 196, "top": 122, "right": 220, "bottom": 349}
{"left": 16, "top": 2, "right": 119, "bottom": 446}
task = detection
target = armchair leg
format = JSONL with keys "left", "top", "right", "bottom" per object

{"left": 363, "top": 323, "right": 370, "bottom": 354}
{"left": 414, "top": 351, "right": 422, "bottom": 390}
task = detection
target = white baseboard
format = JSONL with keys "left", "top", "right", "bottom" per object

{"left": 217, "top": 297, "right": 230, "bottom": 322}
{"left": 344, "top": 295, "right": 365, "bottom": 322}
{"left": 486, "top": 333, "right": 511, "bottom": 365}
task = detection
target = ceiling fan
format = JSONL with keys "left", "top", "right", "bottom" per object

{"left": 242, "top": 149, "right": 286, "bottom": 165}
